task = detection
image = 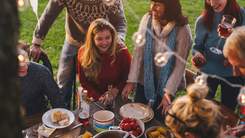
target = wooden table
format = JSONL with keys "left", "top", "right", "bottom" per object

{"left": 24, "top": 95, "right": 170, "bottom": 138}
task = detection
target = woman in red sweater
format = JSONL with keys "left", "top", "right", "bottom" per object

{"left": 78, "top": 18, "right": 131, "bottom": 101}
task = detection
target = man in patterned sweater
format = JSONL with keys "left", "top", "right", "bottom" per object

{"left": 30, "top": 0, "right": 127, "bottom": 109}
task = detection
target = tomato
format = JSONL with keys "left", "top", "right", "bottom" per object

{"left": 136, "top": 127, "right": 142, "bottom": 135}
{"left": 124, "top": 123, "right": 132, "bottom": 131}
{"left": 122, "top": 117, "right": 131, "bottom": 123}
{"left": 135, "top": 124, "right": 140, "bottom": 128}
{"left": 129, "top": 130, "right": 138, "bottom": 137}
{"left": 119, "top": 123, "right": 125, "bottom": 130}
{"left": 130, "top": 118, "right": 136, "bottom": 123}
{"left": 130, "top": 122, "right": 137, "bottom": 130}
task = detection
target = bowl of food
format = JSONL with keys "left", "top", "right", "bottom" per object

{"left": 42, "top": 108, "right": 74, "bottom": 129}
{"left": 37, "top": 124, "right": 56, "bottom": 137}
{"left": 145, "top": 126, "right": 174, "bottom": 138}
{"left": 119, "top": 117, "right": 145, "bottom": 138}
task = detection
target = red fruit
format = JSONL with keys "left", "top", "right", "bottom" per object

{"left": 130, "top": 118, "right": 136, "bottom": 123}
{"left": 129, "top": 130, "right": 138, "bottom": 137}
{"left": 135, "top": 124, "right": 140, "bottom": 128}
{"left": 119, "top": 123, "right": 125, "bottom": 130}
{"left": 130, "top": 122, "right": 137, "bottom": 130}
{"left": 136, "top": 127, "right": 142, "bottom": 135}
{"left": 123, "top": 117, "right": 131, "bottom": 123}
{"left": 124, "top": 123, "right": 131, "bottom": 131}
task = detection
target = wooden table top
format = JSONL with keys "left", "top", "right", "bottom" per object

{"left": 24, "top": 95, "right": 170, "bottom": 138}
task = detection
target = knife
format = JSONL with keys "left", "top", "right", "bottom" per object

{"left": 92, "top": 102, "right": 105, "bottom": 110}
{"left": 54, "top": 123, "right": 83, "bottom": 138}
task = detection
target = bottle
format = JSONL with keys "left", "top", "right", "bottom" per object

{"left": 105, "top": 85, "right": 115, "bottom": 113}
{"left": 78, "top": 90, "right": 90, "bottom": 125}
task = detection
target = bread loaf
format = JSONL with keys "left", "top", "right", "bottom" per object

{"left": 56, "top": 110, "right": 61, "bottom": 122}
{"left": 58, "top": 119, "right": 69, "bottom": 126}
{"left": 61, "top": 112, "right": 69, "bottom": 120}
{"left": 51, "top": 110, "right": 58, "bottom": 123}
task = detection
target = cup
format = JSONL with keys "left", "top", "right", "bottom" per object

{"left": 219, "top": 14, "right": 236, "bottom": 35}
{"left": 79, "top": 111, "right": 89, "bottom": 125}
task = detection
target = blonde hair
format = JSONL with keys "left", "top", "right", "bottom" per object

{"left": 165, "top": 83, "right": 223, "bottom": 138}
{"left": 79, "top": 18, "right": 118, "bottom": 82}
{"left": 223, "top": 26, "right": 245, "bottom": 60}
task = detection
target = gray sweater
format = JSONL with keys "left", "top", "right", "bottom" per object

{"left": 32, "top": 0, "right": 127, "bottom": 47}
{"left": 127, "top": 14, "right": 193, "bottom": 97}
{"left": 20, "top": 62, "right": 66, "bottom": 116}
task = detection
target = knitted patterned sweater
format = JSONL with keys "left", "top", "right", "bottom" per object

{"left": 20, "top": 62, "right": 66, "bottom": 116}
{"left": 127, "top": 13, "right": 193, "bottom": 97}
{"left": 78, "top": 49, "right": 131, "bottom": 101}
{"left": 32, "top": 0, "right": 127, "bottom": 47}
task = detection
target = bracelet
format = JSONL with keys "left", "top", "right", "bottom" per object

{"left": 33, "top": 43, "right": 41, "bottom": 47}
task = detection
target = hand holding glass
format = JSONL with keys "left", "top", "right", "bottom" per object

{"left": 210, "top": 14, "right": 236, "bottom": 54}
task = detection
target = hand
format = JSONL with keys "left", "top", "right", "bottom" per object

{"left": 191, "top": 51, "right": 206, "bottom": 70}
{"left": 157, "top": 92, "right": 172, "bottom": 115}
{"left": 223, "top": 125, "right": 245, "bottom": 137}
{"left": 116, "top": 38, "right": 126, "bottom": 50}
{"left": 99, "top": 92, "right": 112, "bottom": 105}
{"left": 29, "top": 45, "right": 48, "bottom": 62}
{"left": 218, "top": 23, "right": 233, "bottom": 38}
{"left": 223, "top": 59, "right": 233, "bottom": 68}
{"left": 121, "top": 83, "right": 135, "bottom": 100}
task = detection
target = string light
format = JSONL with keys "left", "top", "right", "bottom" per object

{"left": 194, "top": 73, "right": 208, "bottom": 86}
{"left": 103, "top": 0, "right": 116, "bottom": 6}
{"left": 154, "top": 51, "right": 174, "bottom": 67}
{"left": 238, "top": 87, "right": 245, "bottom": 106}
{"left": 18, "top": 0, "right": 29, "bottom": 11}
{"left": 132, "top": 30, "right": 146, "bottom": 47}
{"left": 17, "top": 48, "right": 29, "bottom": 66}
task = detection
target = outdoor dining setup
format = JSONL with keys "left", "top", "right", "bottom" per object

{"left": 11, "top": 0, "right": 245, "bottom": 137}
{"left": 23, "top": 94, "right": 174, "bottom": 138}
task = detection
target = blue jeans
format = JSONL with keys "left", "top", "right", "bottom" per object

{"left": 206, "top": 76, "right": 245, "bottom": 111}
{"left": 134, "top": 83, "right": 174, "bottom": 119}
{"left": 57, "top": 40, "right": 80, "bottom": 110}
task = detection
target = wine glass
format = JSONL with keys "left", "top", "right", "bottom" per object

{"left": 209, "top": 14, "right": 236, "bottom": 54}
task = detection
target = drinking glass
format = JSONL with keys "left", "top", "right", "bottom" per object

{"left": 210, "top": 14, "right": 236, "bottom": 54}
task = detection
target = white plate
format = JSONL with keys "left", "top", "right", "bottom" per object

{"left": 119, "top": 103, "right": 154, "bottom": 123}
{"left": 42, "top": 108, "right": 75, "bottom": 129}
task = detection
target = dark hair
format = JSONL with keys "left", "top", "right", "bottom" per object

{"left": 149, "top": 0, "right": 189, "bottom": 26}
{"left": 202, "top": 0, "right": 243, "bottom": 32}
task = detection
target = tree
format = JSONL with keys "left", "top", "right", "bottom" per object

{"left": 0, "top": 0, "right": 24, "bottom": 137}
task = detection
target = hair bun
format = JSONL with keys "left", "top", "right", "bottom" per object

{"left": 186, "top": 83, "right": 209, "bottom": 103}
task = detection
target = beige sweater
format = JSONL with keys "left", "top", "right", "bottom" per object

{"left": 127, "top": 14, "right": 193, "bottom": 97}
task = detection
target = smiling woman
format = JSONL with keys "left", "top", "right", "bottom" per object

{"left": 78, "top": 18, "right": 132, "bottom": 102}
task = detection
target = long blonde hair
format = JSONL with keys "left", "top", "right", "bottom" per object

{"left": 165, "top": 83, "right": 223, "bottom": 138}
{"left": 79, "top": 18, "right": 118, "bottom": 82}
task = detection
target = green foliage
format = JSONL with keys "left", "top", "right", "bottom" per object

{"left": 18, "top": 0, "right": 245, "bottom": 111}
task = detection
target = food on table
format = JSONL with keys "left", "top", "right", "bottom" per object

{"left": 119, "top": 117, "right": 143, "bottom": 136}
{"left": 77, "top": 131, "right": 93, "bottom": 138}
{"left": 58, "top": 118, "right": 69, "bottom": 126}
{"left": 149, "top": 131, "right": 160, "bottom": 138}
{"left": 148, "top": 127, "right": 170, "bottom": 138}
{"left": 157, "top": 135, "right": 165, "bottom": 138}
{"left": 38, "top": 125, "right": 55, "bottom": 135}
{"left": 129, "top": 130, "right": 138, "bottom": 137}
{"left": 50, "top": 110, "right": 70, "bottom": 126}
{"left": 51, "top": 110, "right": 59, "bottom": 123}
{"left": 156, "top": 127, "right": 167, "bottom": 135}
{"left": 61, "top": 111, "right": 69, "bottom": 120}
{"left": 120, "top": 103, "right": 150, "bottom": 120}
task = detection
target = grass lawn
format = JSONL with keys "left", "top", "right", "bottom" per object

{"left": 18, "top": 0, "right": 245, "bottom": 110}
